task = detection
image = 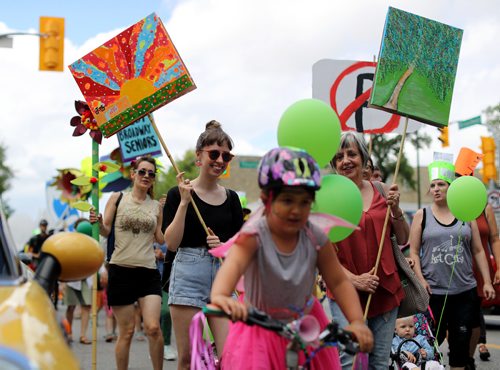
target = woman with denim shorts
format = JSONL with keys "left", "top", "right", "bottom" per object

{"left": 163, "top": 120, "right": 243, "bottom": 369}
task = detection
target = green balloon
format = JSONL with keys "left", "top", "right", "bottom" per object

{"left": 447, "top": 176, "right": 487, "bottom": 222}
{"left": 238, "top": 195, "right": 248, "bottom": 209}
{"left": 76, "top": 221, "right": 93, "bottom": 237}
{"left": 277, "top": 99, "right": 341, "bottom": 168}
{"left": 312, "top": 174, "right": 362, "bottom": 242}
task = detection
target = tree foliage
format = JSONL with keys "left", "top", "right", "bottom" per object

{"left": 379, "top": 7, "right": 462, "bottom": 102}
{"left": 369, "top": 131, "right": 431, "bottom": 190}
{"left": 484, "top": 101, "right": 500, "bottom": 138}
{"left": 0, "top": 142, "right": 14, "bottom": 217}
{"left": 154, "top": 150, "right": 199, "bottom": 198}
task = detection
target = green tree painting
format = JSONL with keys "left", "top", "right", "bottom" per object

{"left": 370, "top": 7, "right": 463, "bottom": 127}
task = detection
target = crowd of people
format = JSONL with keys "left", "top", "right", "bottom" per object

{"left": 26, "top": 124, "right": 500, "bottom": 370}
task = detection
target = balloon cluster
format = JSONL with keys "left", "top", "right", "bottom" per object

{"left": 276, "top": 99, "right": 490, "bottom": 239}
{"left": 277, "top": 99, "right": 362, "bottom": 242}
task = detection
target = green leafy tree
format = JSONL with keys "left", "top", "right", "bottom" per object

{"left": 0, "top": 142, "right": 14, "bottom": 217}
{"left": 484, "top": 101, "right": 500, "bottom": 138}
{"left": 377, "top": 7, "right": 462, "bottom": 109}
{"left": 369, "top": 132, "right": 431, "bottom": 190}
{"left": 154, "top": 150, "right": 199, "bottom": 198}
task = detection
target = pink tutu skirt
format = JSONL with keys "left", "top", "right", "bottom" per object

{"left": 221, "top": 298, "right": 340, "bottom": 370}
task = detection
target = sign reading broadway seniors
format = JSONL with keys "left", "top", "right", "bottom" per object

{"left": 69, "top": 13, "right": 196, "bottom": 137}
{"left": 118, "top": 115, "right": 162, "bottom": 164}
{"left": 370, "top": 7, "right": 463, "bottom": 127}
{"left": 312, "top": 59, "right": 421, "bottom": 134}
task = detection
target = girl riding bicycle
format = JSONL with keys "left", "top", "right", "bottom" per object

{"left": 210, "top": 147, "right": 373, "bottom": 369}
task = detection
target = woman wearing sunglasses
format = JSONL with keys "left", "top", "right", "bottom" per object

{"left": 163, "top": 120, "right": 244, "bottom": 369}
{"left": 90, "top": 156, "right": 166, "bottom": 370}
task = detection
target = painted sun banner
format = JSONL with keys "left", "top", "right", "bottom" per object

{"left": 69, "top": 13, "right": 196, "bottom": 137}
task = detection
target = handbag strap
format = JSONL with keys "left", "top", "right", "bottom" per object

{"left": 111, "top": 192, "right": 123, "bottom": 226}
{"left": 372, "top": 181, "right": 386, "bottom": 200}
{"left": 106, "top": 192, "right": 123, "bottom": 262}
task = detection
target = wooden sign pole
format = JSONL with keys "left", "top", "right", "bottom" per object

{"left": 363, "top": 116, "right": 409, "bottom": 319}
{"left": 148, "top": 113, "right": 209, "bottom": 235}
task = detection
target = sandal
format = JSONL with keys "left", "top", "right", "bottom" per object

{"left": 478, "top": 343, "right": 491, "bottom": 361}
{"left": 79, "top": 336, "right": 92, "bottom": 345}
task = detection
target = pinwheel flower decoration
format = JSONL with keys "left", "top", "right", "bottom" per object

{"left": 50, "top": 168, "right": 91, "bottom": 204}
{"left": 70, "top": 100, "right": 103, "bottom": 144}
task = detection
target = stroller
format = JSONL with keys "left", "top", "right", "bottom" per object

{"left": 390, "top": 311, "right": 444, "bottom": 370}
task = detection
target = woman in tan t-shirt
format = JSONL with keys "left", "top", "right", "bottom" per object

{"left": 90, "top": 156, "right": 165, "bottom": 370}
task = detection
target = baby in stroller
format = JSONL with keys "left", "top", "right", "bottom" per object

{"left": 391, "top": 315, "right": 444, "bottom": 370}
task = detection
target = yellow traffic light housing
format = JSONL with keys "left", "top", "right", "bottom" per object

{"left": 438, "top": 126, "right": 449, "bottom": 147}
{"left": 39, "top": 17, "right": 64, "bottom": 71}
{"left": 480, "top": 136, "right": 497, "bottom": 184}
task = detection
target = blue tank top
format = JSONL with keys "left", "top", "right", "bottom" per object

{"left": 420, "top": 206, "right": 476, "bottom": 295}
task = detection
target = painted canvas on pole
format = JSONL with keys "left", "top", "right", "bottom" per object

{"left": 369, "top": 7, "right": 463, "bottom": 127}
{"left": 69, "top": 13, "right": 196, "bottom": 137}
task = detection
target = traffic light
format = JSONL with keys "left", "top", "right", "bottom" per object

{"left": 39, "top": 17, "right": 64, "bottom": 71}
{"left": 437, "top": 126, "right": 449, "bottom": 147}
{"left": 480, "top": 136, "right": 497, "bottom": 184}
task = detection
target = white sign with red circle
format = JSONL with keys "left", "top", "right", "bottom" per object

{"left": 312, "top": 59, "right": 422, "bottom": 134}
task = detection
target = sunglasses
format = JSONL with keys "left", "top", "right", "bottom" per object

{"left": 136, "top": 169, "right": 156, "bottom": 178}
{"left": 202, "top": 149, "right": 234, "bottom": 163}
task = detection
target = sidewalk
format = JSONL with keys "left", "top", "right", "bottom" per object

{"left": 58, "top": 304, "right": 178, "bottom": 370}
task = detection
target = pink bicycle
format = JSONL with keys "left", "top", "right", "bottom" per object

{"left": 190, "top": 305, "right": 368, "bottom": 370}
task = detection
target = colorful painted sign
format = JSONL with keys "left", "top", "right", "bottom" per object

{"left": 69, "top": 13, "right": 196, "bottom": 137}
{"left": 370, "top": 7, "right": 463, "bottom": 127}
{"left": 117, "top": 115, "right": 162, "bottom": 163}
{"left": 312, "top": 59, "right": 421, "bottom": 133}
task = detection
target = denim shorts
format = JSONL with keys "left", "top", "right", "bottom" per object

{"left": 168, "top": 247, "right": 221, "bottom": 308}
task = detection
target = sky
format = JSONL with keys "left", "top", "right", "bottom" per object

{"left": 1, "top": 0, "right": 499, "bottom": 247}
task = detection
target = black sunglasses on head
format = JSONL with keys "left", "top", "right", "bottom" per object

{"left": 136, "top": 169, "right": 156, "bottom": 178}
{"left": 202, "top": 149, "right": 234, "bottom": 163}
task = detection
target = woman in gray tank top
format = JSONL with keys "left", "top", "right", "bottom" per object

{"left": 409, "top": 162, "right": 495, "bottom": 369}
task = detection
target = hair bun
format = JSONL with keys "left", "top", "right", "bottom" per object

{"left": 206, "top": 120, "right": 221, "bottom": 130}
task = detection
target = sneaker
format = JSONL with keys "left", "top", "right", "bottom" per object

{"left": 164, "top": 345, "right": 177, "bottom": 361}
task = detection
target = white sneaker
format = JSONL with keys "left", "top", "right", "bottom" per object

{"left": 164, "top": 345, "right": 177, "bottom": 361}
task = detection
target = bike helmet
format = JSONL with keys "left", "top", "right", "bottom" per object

{"left": 258, "top": 147, "right": 321, "bottom": 190}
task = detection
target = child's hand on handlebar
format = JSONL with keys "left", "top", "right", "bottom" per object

{"left": 210, "top": 295, "right": 248, "bottom": 322}
{"left": 345, "top": 320, "right": 374, "bottom": 353}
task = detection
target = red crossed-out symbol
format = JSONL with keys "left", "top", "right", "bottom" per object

{"left": 329, "top": 61, "right": 401, "bottom": 133}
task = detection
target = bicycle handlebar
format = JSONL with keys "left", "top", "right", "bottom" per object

{"left": 202, "top": 305, "right": 360, "bottom": 355}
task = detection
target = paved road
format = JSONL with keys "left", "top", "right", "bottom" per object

{"left": 67, "top": 304, "right": 500, "bottom": 369}
{"left": 61, "top": 305, "right": 178, "bottom": 370}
